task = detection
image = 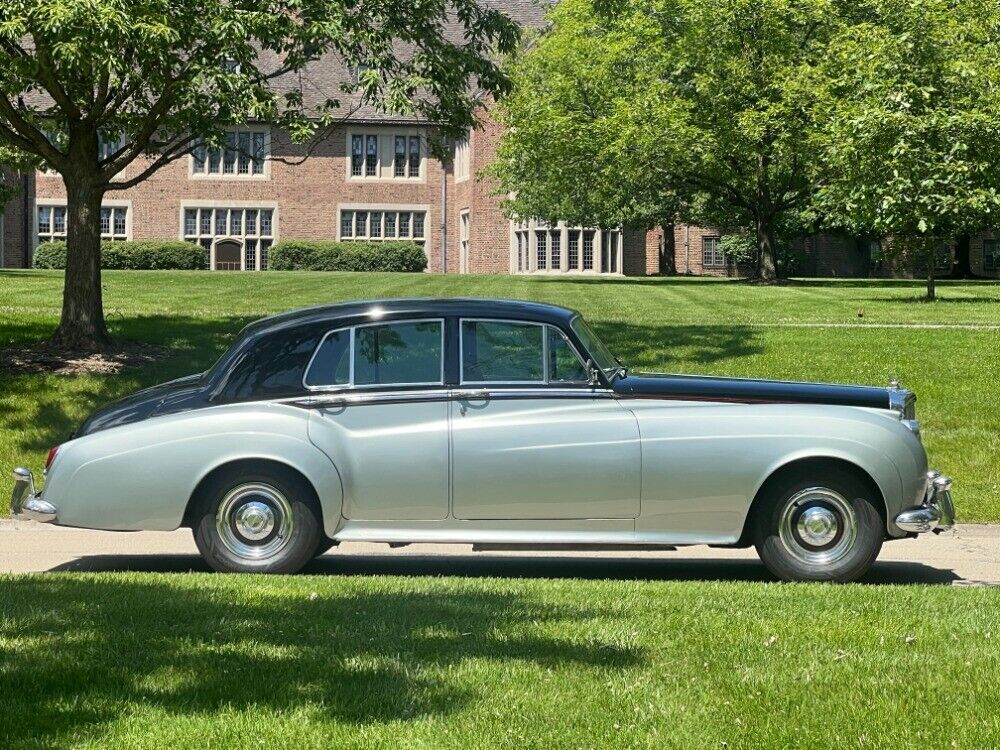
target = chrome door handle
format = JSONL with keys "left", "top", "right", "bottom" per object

{"left": 453, "top": 389, "right": 489, "bottom": 400}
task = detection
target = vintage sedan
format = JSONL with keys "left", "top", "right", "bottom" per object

{"left": 12, "top": 298, "right": 954, "bottom": 581}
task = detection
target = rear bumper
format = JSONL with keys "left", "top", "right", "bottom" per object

{"left": 894, "top": 471, "right": 955, "bottom": 534}
{"left": 10, "top": 468, "right": 57, "bottom": 523}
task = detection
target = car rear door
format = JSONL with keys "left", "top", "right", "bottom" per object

{"left": 450, "top": 319, "right": 641, "bottom": 520}
{"left": 305, "top": 318, "right": 450, "bottom": 520}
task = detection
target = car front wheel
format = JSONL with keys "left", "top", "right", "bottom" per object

{"left": 753, "top": 468, "right": 884, "bottom": 583}
{"left": 192, "top": 466, "right": 322, "bottom": 574}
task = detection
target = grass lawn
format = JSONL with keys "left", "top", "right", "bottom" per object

{"left": 1, "top": 572, "right": 999, "bottom": 749}
{"left": 2, "top": 271, "right": 1000, "bottom": 749}
{"left": 1, "top": 269, "right": 998, "bottom": 519}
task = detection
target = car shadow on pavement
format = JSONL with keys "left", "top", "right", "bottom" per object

{"left": 47, "top": 552, "right": 962, "bottom": 585}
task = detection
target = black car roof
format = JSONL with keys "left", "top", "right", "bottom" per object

{"left": 242, "top": 297, "right": 583, "bottom": 337}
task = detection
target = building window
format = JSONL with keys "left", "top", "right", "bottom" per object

{"left": 985, "top": 239, "right": 1000, "bottom": 272}
{"left": 182, "top": 206, "right": 275, "bottom": 270}
{"left": 568, "top": 230, "right": 580, "bottom": 269}
{"left": 550, "top": 230, "right": 561, "bottom": 269}
{"left": 191, "top": 128, "right": 268, "bottom": 178}
{"left": 702, "top": 236, "right": 725, "bottom": 268}
{"left": 459, "top": 209, "right": 471, "bottom": 273}
{"left": 601, "top": 231, "right": 619, "bottom": 273}
{"left": 582, "top": 231, "right": 595, "bottom": 270}
{"left": 349, "top": 132, "right": 423, "bottom": 180}
{"left": 536, "top": 230, "right": 548, "bottom": 270}
{"left": 340, "top": 209, "right": 426, "bottom": 248}
{"left": 37, "top": 204, "right": 129, "bottom": 246}
{"left": 454, "top": 133, "right": 470, "bottom": 181}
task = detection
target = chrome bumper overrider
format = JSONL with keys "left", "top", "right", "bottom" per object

{"left": 895, "top": 471, "right": 955, "bottom": 534}
{"left": 10, "top": 467, "right": 57, "bottom": 523}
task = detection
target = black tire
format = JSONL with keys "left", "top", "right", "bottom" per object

{"left": 192, "top": 464, "right": 322, "bottom": 574}
{"left": 752, "top": 467, "right": 884, "bottom": 583}
{"left": 314, "top": 536, "right": 338, "bottom": 558}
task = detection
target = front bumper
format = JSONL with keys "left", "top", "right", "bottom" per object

{"left": 894, "top": 470, "right": 955, "bottom": 534}
{"left": 10, "top": 468, "right": 57, "bottom": 523}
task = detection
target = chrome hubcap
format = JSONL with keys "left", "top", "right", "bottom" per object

{"left": 797, "top": 506, "right": 839, "bottom": 546}
{"left": 216, "top": 483, "right": 293, "bottom": 560}
{"left": 234, "top": 501, "right": 275, "bottom": 541}
{"left": 778, "top": 488, "right": 857, "bottom": 566}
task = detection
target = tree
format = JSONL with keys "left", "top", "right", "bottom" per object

{"left": 494, "top": 0, "right": 846, "bottom": 281}
{"left": 811, "top": 0, "right": 1000, "bottom": 300}
{"left": 491, "top": 0, "right": 683, "bottom": 272}
{"left": 0, "top": 0, "right": 518, "bottom": 349}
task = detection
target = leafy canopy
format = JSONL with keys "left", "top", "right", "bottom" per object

{"left": 812, "top": 0, "right": 1000, "bottom": 241}
{"left": 0, "top": 0, "right": 520, "bottom": 186}
{"left": 494, "top": 0, "right": 843, "bottom": 245}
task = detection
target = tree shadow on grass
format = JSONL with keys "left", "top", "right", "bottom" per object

{"left": 0, "top": 576, "right": 643, "bottom": 748}
{"left": 589, "top": 321, "right": 763, "bottom": 369}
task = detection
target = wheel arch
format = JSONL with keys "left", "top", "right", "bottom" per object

{"left": 181, "top": 450, "right": 344, "bottom": 537}
{"left": 735, "top": 455, "right": 889, "bottom": 548}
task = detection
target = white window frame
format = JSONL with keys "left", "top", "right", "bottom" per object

{"left": 459, "top": 209, "right": 470, "bottom": 273}
{"left": 454, "top": 132, "right": 471, "bottom": 182}
{"left": 178, "top": 200, "right": 278, "bottom": 271}
{"left": 702, "top": 236, "right": 725, "bottom": 268}
{"left": 509, "top": 219, "right": 622, "bottom": 275}
{"left": 303, "top": 318, "right": 446, "bottom": 391}
{"left": 344, "top": 128, "right": 427, "bottom": 182}
{"left": 34, "top": 198, "right": 132, "bottom": 251}
{"left": 337, "top": 203, "right": 431, "bottom": 263}
{"left": 189, "top": 127, "right": 271, "bottom": 180}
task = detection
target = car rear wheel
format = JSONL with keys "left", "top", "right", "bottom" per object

{"left": 753, "top": 468, "right": 883, "bottom": 583}
{"left": 193, "top": 466, "right": 321, "bottom": 574}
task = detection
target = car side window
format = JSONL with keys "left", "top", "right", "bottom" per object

{"left": 461, "top": 320, "right": 545, "bottom": 382}
{"left": 354, "top": 321, "right": 443, "bottom": 386}
{"left": 303, "top": 329, "right": 351, "bottom": 387}
{"left": 547, "top": 326, "right": 589, "bottom": 383}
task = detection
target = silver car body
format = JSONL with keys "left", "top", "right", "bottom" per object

{"left": 12, "top": 298, "right": 951, "bottom": 547}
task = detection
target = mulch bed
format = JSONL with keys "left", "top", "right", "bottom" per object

{"left": 0, "top": 341, "right": 167, "bottom": 376}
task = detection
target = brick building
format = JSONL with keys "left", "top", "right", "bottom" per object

{"left": 2, "top": 0, "right": 999, "bottom": 279}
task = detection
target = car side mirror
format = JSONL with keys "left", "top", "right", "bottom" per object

{"left": 586, "top": 360, "right": 601, "bottom": 386}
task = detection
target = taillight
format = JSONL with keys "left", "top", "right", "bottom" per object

{"left": 45, "top": 446, "right": 59, "bottom": 470}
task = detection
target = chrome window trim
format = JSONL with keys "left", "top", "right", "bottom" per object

{"left": 303, "top": 318, "right": 445, "bottom": 392}
{"left": 458, "top": 318, "right": 590, "bottom": 386}
{"left": 282, "top": 386, "right": 615, "bottom": 410}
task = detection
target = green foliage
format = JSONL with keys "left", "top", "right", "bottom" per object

{"left": 495, "top": 0, "right": 844, "bottom": 279}
{"left": 268, "top": 240, "right": 428, "bottom": 272}
{"left": 33, "top": 241, "right": 207, "bottom": 270}
{"left": 808, "top": 0, "right": 1000, "bottom": 294}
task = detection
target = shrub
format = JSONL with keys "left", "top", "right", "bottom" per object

{"left": 32, "top": 240, "right": 207, "bottom": 270}
{"left": 268, "top": 240, "right": 427, "bottom": 272}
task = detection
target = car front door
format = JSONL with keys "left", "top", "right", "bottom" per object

{"left": 451, "top": 319, "right": 641, "bottom": 520}
{"left": 305, "top": 318, "right": 450, "bottom": 520}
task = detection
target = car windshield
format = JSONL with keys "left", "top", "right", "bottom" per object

{"left": 569, "top": 315, "right": 621, "bottom": 377}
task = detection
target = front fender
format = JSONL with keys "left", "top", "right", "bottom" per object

{"left": 43, "top": 403, "right": 344, "bottom": 535}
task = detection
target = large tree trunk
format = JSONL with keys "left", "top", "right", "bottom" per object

{"left": 756, "top": 216, "right": 777, "bottom": 282}
{"left": 659, "top": 224, "right": 676, "bottom": 275}
{"left": 51, "top": 175, "right": 110, "bottom": 350}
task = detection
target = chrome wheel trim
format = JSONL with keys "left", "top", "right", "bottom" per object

{"left": 778, "top": 487, "right": 857, "bottom": 566}
{"left": 215, "top": 483, "right": 294, "bottom": 560}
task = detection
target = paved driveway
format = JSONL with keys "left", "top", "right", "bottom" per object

{"left": 2, "top": 520, "right": 998, "bottom": 584}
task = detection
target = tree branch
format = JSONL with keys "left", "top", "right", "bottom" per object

{"left": 0, "top": 96, "right": 66, "bottom": 166}
{"left": 105, "top": 133, "right": 200, "bottom": 190}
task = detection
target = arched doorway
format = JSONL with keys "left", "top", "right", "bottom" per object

{"left": 214, "top": 239, "right": 242, "bottom": 271}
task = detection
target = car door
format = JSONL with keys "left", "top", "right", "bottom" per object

{"left": 305, "top": 318, "right": 450, "bottom": 521}
{"left": 451, "top": 319, "right": 641, "bottom": 520}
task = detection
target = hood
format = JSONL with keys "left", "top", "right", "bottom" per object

{"left": 75, "top": 373, "right": 210, "bottom": 437}
{"left": 612, "top": 372, "right": 891, "bottom": 410}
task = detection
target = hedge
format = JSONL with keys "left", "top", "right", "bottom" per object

{"left": 268, "top": 240, "right": 427, "bottom": 272}
{"left": 33, "top": 240, "right": 207, "bottom": 270}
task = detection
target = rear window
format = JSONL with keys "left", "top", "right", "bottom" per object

{"left": 305, "top": 319, "right": 444, "bottom": 388}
